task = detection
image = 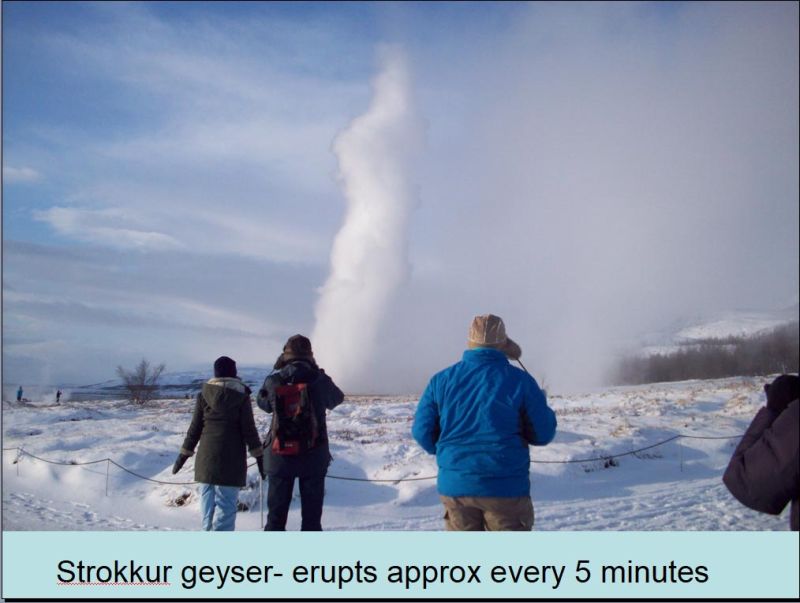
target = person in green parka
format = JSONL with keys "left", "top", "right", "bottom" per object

{"left": 173, "top": 356, "right": 265, "bottom": 530}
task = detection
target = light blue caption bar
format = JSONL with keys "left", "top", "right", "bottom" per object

{"left": 3, "top": 531, "right": 798, "bottom": 599}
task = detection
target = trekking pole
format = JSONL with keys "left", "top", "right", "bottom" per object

{"left": 260, "top": 478, "right": 264, "bottom": 528}
{"left": 516, "top": 358, "right": 529, "bottom": 373}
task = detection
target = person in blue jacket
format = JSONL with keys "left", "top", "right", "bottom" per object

{"left": 412, "top": 314, "right": 557, "bottom": 531}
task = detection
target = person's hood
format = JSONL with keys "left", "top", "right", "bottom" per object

{"left": 202, "top": 377, "right": 248, "bottom": 409}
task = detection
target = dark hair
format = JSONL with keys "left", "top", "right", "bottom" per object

{"left": 283, "top": 334, "right": 313, "bottom": 358}
{"left": 213, "top": 356, "right": 237, "bottom": 378}
{"left": 274, "top": 335, "right": 316, "bottom": 370}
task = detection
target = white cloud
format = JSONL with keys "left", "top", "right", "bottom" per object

{"left": 32, "top": 206, "right": 183, "bottom": 251}
{"left": 3, "top": 165, "right": 41, "bottom": 183}
{"left": 2, "top": 239, "right": 320, "bottom": 384}
{"left": 20, "top": 7, "right": 368, "bottom": 264}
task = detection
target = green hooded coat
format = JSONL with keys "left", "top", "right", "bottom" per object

{"left": 180, "top": 377, "right": 263, "bottom": 487}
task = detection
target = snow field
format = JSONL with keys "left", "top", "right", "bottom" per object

{"left": 2, "top": 376, "right": 791, "bottom": 530}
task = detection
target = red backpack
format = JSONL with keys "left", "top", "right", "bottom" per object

{"left": 271, "top": 383, "right": 319, "bottom": 455}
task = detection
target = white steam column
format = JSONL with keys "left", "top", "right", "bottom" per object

{"left": 312, "top": 47, "right": 422, "bottom": 390}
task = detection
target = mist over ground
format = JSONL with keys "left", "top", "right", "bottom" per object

{"left": 2, "top": 2, "right": 798, "bottom": 393}
{"left": 359, "top": 2, "right": 799, "bottom": 393}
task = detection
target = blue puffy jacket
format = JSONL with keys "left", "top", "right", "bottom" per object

{"left": 412, "top": 348, "right": 557, "bottom": 497}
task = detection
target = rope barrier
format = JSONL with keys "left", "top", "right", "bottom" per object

{"left": 2, "top": 447, "right": 261, "bottom": 486}
{"left": 328, "top": 474, "right": 436, "bottom": 482}
{"left": 531, "top": 435, "right": 683, "bottom": 464}
{"left": 107, "top": 460, "right": 197, "bottom": 486}
{"left": 3, "top": 448, "right": 108, "bottom": 467}
{"left": 4, "top": 431, "right": 744, "bottom": 485}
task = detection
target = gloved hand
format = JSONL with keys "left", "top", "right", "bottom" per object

{"left": 172, "top": 453, "right": 189, "bottom": 474}
{"left": 256, "top": 455, "right": 267, "bottom": 480}
{"left": 765, "top": 375, "right": 800, "bottom": 414}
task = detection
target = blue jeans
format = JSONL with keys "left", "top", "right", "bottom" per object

{"left": 198, "top": 483, "right": 239, "bottom": 531}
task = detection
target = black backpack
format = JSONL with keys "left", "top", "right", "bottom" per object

{"left": 270, "top": 383, "right": 319, "bottom": 455}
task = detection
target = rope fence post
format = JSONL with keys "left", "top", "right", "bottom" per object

{"left": 16, "top": 448, "right": 21, "bottom": 477}
{"left": 105, "top": 459, "right": 110, "bottom": 496}
{"left": 678, "top": 438, "right": 684, "bottom": 472}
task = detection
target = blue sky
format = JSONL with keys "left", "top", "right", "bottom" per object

{"left": 3, "top": 1, "right": 798, "bottom": 392}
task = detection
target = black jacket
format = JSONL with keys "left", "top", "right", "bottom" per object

{"left": 257, "top": 359, "right": 344, "bottom": 477}
{"left": 180, "top": 378, "right": 263, "bottom": 487}
{"left": 723, "top": 399, "right": 799, "bottom": 530}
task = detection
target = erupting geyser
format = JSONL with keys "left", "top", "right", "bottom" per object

{"left": 312, "top": 47, "right": 423, "bottom": 390}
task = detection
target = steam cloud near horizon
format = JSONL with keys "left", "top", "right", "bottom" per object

{"left": 312, "top": 48, "right": 423, "bottom": 390}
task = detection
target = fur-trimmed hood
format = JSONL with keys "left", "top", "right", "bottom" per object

{"left": 202, "top": 377, "right": 250, "bottom": 411}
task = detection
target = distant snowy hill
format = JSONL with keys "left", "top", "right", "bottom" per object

{"left": 639, "top": 304, "right": 798, "bottom": 357}
{"left": 675, "top": 306, "right": 798, "bottom": 342}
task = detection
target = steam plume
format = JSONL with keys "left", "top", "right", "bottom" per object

{"left": 312, "top": 47, "right": 422, "bottom": 390}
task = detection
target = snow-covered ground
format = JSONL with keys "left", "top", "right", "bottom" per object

{"left": 1, "top": 376, "right": 792, "bottom": 531}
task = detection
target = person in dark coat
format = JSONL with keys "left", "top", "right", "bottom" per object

{"left": 257, "top": 335, "right": 344, "bottom": 531}
{"left": 723, "top": 374, "right": 799, "bottom": 530}
{"left": 173, "top": 356, "right": 265, "bottom": 531}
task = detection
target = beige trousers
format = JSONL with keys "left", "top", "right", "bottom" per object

{"left": 440, "top": 495, "right": 534, "bottom": 531}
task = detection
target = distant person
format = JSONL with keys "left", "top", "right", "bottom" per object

{"left": 16, "top": 386, "right": 23, "bottom": 402}
{"left": 172, "top": 356, "right": 265, "bottom": 531}
{"left": 723, "top": 374, "right": 799, "bottom": 530}
{"left": 56, "top": 389, "right": 62, "bottom": 404}
{"left": 257, "top": 335, "right": 344, "bottom": 531}
{"left": 412, "top": 314, "right": 557, "bottom": 531}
